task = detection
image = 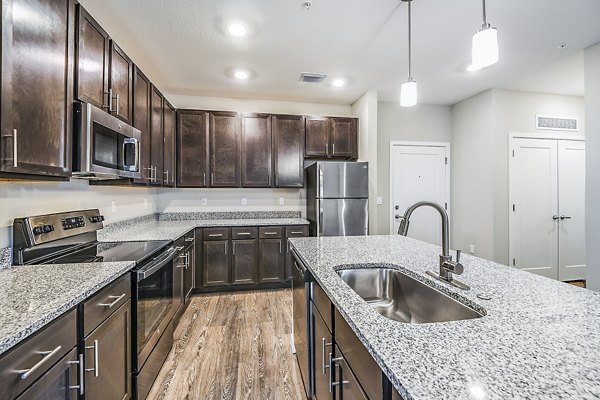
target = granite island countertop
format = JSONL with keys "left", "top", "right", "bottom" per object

{"left": 289, "top": 234, "right": 600, "bottom": 400}
{"left": 0, "top": 261, "right": 135, "bottom": 355}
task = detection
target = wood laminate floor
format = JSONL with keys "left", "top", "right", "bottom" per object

{"left": 147, "top": 289, "right": 307, "bottom": 400}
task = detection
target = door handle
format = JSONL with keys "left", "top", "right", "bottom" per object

{"left": 17, "top": 345, "right": 62, "bottom": 380}
{"left": 395, "top": 214, "right": 401, "bottom": 219}
{"left": 98, "top": 293, "right": 126, "bottom": 309}
{"left": 552, "top": 215, "right": 560, "bottom": 220}
{"left": 560, "top": 215, "right": 572, "bottom": 220}
{"left": 85, "top": 340, "right": 99, "bottom": 377}
{"left": 322, "top": 338, "right": 332, "bottom": 374}
{"left": 68, "top": 353, "right": 85, "bottom": 395}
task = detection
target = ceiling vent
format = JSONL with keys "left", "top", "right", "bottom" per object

{"left": 299, "top": 72, "right": 327, "bottom": 83}
{"left": 536, "top": 115, "right": 579, "bottom": 132}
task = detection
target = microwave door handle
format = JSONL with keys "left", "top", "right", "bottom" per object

{"left": 137, "top": 247, "right": 177, "bottom": 281}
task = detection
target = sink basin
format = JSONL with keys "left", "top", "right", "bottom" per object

{"left": 336, "top": 268, "right": 484, "bottom": 324}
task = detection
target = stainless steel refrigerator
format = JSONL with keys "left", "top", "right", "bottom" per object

{"left": 306, "top": 161, "right": 369, "bottom": 237}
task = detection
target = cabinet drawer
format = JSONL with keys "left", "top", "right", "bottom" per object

{"left": 259, "top": 226, "right": 283, "bottom": 239}
{"left": 334, "top": 310, "right": 382, "bottom": 400}
{"left": 333, "top": 345, "right": 368, "bottom": 400}
{"left": 204, "top": 228, "right": 230, "bottom": 241}
{"left": 184, "top": 230, "right": 195, "bottom": 246}
{"left": 312, "top": 282, "right": 332, "bottom": 332}
{"left": 0, "top": 308, "right": 77, "bottom": 400}
{"left": 232, "top": 227, "right": 258, "bottom": 240}
{"left": 83, "top": 274, "right": 131, "bottom": 336}
{"left": 285, "top": 225, "right": 309, "bottom": 238}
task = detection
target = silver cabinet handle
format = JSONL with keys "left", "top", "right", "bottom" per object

{"left": 115, "top": 93, "right": 120, "bottom": 116}
{"left": 12, "top": 129, "right": 17, "bottom": 167}
{"left": 211, "top": 173, "right": 215, "bottom": 185}
{"left": 552, "top": 215, "right": 560, "bottom": 220}
{"left": 85, "top": 340, "right": 99, "bottom": 377}
{"left": 332, "top": 143, "right": 335, "bottom": 155}
{"left": 164, "top": 170, "right": 169, "bottom": 184}
{"left": 185, "top": 237, "right": 194, "bottom": 242}
{"left": 203, "top": 172, "right": 206, "bottom": 186}
{"left": 186, "top": 251, "right": 190, "bottom": 268}
{"left": 279, "top": 240, "right": 282, "bottom": 254}
{"left": 17, "top": 345, "right": 62, "bottom": 380}
{"left": 325, "top": 143, "right": 329, "bottom": 155}
{"left": 322, "top": 338, "right": 332, "bottom": 374}
{"left": 68, "top": 353, "right": 85, "bottom": 395}
{"left": 237, "top": 232, "right": 251, "bottom": 236}
{"left": 560, "top": 215, "right": 572, "bottom": 220}
{"left": 290, "top": 231, "right": 304, "bottom": 235}
{"left": 175, "top": 246, "right": 185, "bottom": 251}
{"left": 224, "top": 242, "right": 227, "bottom": 255}
{"left": 329, "top": 357, "right": 347, "bottom": 391}
{"left": 103, "top": 89, "right": 112, "bottom": 111}
{"left": 264, "top": 232, "right": 278, "bottom": 236}
{"left": 233, "top": 242, "right": 236, "bottom": 256}
{"left": 208, "top": 234, "right": 223, "bottom": 238}
{"left": 145, "top": 167, "right": 153, "bottom": 181}
{"left": 98, "top": 293, "right": 126, "bottom": 309}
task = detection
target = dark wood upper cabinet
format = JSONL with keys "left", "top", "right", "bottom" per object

{"left": 177, "top": 110, "right": 209, "bottom": 187}
{"left": 150, "top": 86, "right": 164, "bottom": 186}
{"left": 273, "top": 114, "right": 305, "bottom": 187}
{"left": 305, "top": 116, "right": 358, "bottom": 159}
{"left": 132, "top": 66, "right": 151, "bottom": 184}
{"left": 163, "top": 101, "right": 176, "bottom": 187}
{"left": 331, "top": 117, "right": 358, "bottom": 158}
{"left": 109, "top": 41, "right": 133, "bottom": 124}
{"left": 241, "top": 113, "right": 272, "bottom": 187}
{"left": 209, "top": 111, "right": 241, "bottom": 187}
{"left": 305, "top": 117, "right": 330, "bottom": 157}
{"left": 1, "top": 0, "right": 74, "bottom": 178}
{"left": 75, "top": 5, "right": 109, "bottom": 110}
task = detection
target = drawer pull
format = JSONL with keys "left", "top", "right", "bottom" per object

{"left": 98, "top": 293, "right": 126, "bottom": 309}
{"left": 236, "top": 232, "right": 251, "bottom": 236}
{"left": 175, "top": 246, "right": 185, "bottom": 251}
{"left": 85, "top": 340, "right": 99, "bottom": 377}
{"left": 17, "top": 345, "right": 62, "bottom": 380}
{"left": 208, "top": 234, "right": 223, "bottom": 237}
{"left": 68, "top": 353, "right": 85, "bottom": 395}
{"left": 329, "top": 355, "right": 344, "bottom": 392}
{"left": 290, "top": 231, "right": 304, "bottom": 235}
{"left": 322, "top": 338, "right": 332, "bottom": 375}
{"left": 185, "top": 237, "right": 194, "bottom": 242}
{"left": 264, "top": 232, "right": 278, "bottom": 235}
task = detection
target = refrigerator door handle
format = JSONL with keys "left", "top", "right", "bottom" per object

{"left": 318, "top": 163, "right": 324, "bottom": 198}
{"left": 318, "top": 201, "right": 324, "bottom": 237}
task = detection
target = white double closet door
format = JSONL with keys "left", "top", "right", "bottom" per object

{"left": 510, "top": 138, "right": 585, "bottom": 281}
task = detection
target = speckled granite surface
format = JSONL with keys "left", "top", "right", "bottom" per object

{"left": 99, "top": 217, "right": 309, "bottom": 243}
{"left": 0, "top": 261, "right": 135, "bottom": 355}
{"left": 0, "top": 247, "right": 11, "bottom": 269}
{"left": 289, "top": 235, "right": 600, "bottom": 400}
{"left": 158, "top": 211, "right": 301, "bottom": 220}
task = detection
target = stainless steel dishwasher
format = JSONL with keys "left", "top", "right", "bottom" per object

{"left": 291, "top": 249, "right": 313, "bottom": 398}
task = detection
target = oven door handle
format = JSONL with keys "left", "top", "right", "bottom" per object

{"left": 137, "top": 247, "right": 176, "bottom": 282}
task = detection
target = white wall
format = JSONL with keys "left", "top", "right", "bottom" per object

{"left": 585, "top": 42, "right": 600, "bottom": 291}
{"left": 376, "top": 102, "right": 453, "bottom": 234}
{"left": 351, "top": 91, "right": 378, "bottom": 234}
{"left": 451, "top": 89, "right": 585, "bottom": 264}
{"left": 0, "top": 180, "right": 157, "bottom": 248}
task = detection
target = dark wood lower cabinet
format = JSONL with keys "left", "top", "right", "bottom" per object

{"left": 258, "top": 238, "right": 285, "bottom": 284}
{"left": 232, "top": 239, "right": 258, "bottom": 285}
{"left": 84, "top": 300, "right": 132, "bottom": 400}
{"left": 331, "top": 345, "right": 368, "bottom": 400}
{"left": 202, "top": 240, "right": 230, "bottom": 287}
{"left": 312, "top": 304, "right": 333, "bottom": 400}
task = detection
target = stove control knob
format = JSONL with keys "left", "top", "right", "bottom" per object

{"left": 33, "top": 226, "right": 44, "bottom": 235}
{"left": 43, "top": 224, "right": 54, "bottom": 233}
{"left": 90, "top": 215, "right": 105, "bottom": 223}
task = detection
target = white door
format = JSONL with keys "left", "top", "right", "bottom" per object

{"left": 511, "top": 138, "right": 558, "bottom": 279}
{"left": 558, "top": 140, "right": 586, "bottom": 281}
{"left": 391, "top": 144, "right": 449, "bottom": 245}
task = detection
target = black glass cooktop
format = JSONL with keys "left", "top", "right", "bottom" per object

{"left": 47, "top": 240, "right": 170, "bottom": 265}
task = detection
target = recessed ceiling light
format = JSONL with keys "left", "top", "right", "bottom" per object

{"left": 228, "top": 23, "right": 247, "bottom": 37}
{"left": 233, "top": 69, "right": 250, "bottom": 80}
{"left": 331, "top": 78, "right": 346, "bottom": 87}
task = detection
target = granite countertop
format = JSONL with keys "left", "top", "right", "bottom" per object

{"left": 98, "top": 218, "right": 309, "bottom": 243}
{"left": 289, "top": 235, "right": 600, "bottom": 400}
{"left": 0, "top": 261, "right": 135, "bottom": 355}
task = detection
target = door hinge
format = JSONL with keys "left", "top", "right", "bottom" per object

{"left": 512, "top": 258, "right": 516, "bottom": 266}
{"left": 512, "top": 204, "right": 515, "bottom": 212}
{"left": 445, "top": 157, "right": 448, "bottom": 165}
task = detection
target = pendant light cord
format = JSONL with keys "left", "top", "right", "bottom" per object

{"left": 408, "top": 0, "right": 412, "bottom": 79}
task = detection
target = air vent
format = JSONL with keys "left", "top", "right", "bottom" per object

{"left": 536, "top": 115, "right": 579, "bottom": 132}
{"left": 299, "top": 72, "right": 327, "bottom": 83}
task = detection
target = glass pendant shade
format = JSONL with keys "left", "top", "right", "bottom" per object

{"left": 471, "top": 25, "right": 498, "bottom": 69}
{"left": 400, "top": 79, "right": 417, "bottom": 107}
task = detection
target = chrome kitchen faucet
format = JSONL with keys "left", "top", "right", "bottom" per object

{"left": 397, "top": 201, "right": 470, "bottom": 290}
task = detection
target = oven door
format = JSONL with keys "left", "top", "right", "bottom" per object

{"left": 135, "top": 247, "right": 177, "bottom": 370}
{"left": 74, "top": 102, "right": 141, "bottom": 179}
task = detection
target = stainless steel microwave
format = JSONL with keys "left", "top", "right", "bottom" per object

{"left": 72, "top": 102, "right": 141, "bottom": 180}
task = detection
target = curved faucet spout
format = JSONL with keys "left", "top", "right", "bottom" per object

{"left": 397, "top": 201, "right": 449, "bottom": 257}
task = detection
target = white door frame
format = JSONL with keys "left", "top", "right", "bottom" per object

{"left": 508, "top": 132, "right": 585, "bottom": 270}
{"left": 388, "top": 141, "right": 451, "bottom": 235}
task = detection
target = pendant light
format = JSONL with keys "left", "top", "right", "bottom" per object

{"left": 400, "top": 0, "right": 417, "bottom": 107}
{"left": 471, "top": 0, "right": 498, "bottom": 70}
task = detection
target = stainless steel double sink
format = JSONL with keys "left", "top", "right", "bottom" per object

{"left": 337, "top": 267, "right": 484, "bottom": 324}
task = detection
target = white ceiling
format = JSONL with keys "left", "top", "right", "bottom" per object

{"left": 78, "top": 0, "right": 600, "bottom": 105}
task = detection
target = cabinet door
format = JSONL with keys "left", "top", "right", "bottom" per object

{"left": 150, "top": 86, "right": 164, "bottom": 186}
{"left": 177, "top": 110, "right": 209, "bottom": 187}
{"left": 84, "top": 300, "right": 132, "bottom": 400}
{"left": 305, "top": 117, "right": 330, "bottom": 158}
{"left": 232, "top": 239, "right": 258, "bottom": 285}
{"left": 15, "top": 348, "right": 79, "bottom": 400}
{"left": 162, "top": 101, "right": 176, "bottom": 187}
{"left": 334, "top": 353, "right": 368, "bottom": 400}
{"left": 132, "top": 66, "right": 151, "bottom": 184}
{"left": 258, "top": 239, "right": 285, "bottom": 284}
{"left": 241, "top": 113, "right": 272, "bottom": 187}
{"left": 202, "top": 240, "right": 230, "bottom": 287}
{"left": 194, "top": 229, "right": 204, "bottom": 288}
{"left": 331, "top": 117, "right": 357, "bottom": 158}
{"left": 313, "top": 304, "right": 333, "bottom": 400}
{"left": 109, "top": 41, "right": 133, "bottom": 124}
{"left": 173, "top": 250, "right": 184, "bottom": 314}
{"left": 209, "top": 111, "right": 241, "bottom": 187}
{"left": 285, "top": 226, "right": 310, "bottom": 282}
{"left": 184, "top": 246, "right": 195, "bottom": 301}
{"left": 75, "top": 4, "right": 109, "bottom": 109}
{"left": 1, "top": 0, "right": 74, "bottom": 178}
{"left": 273, "top": 115, "right": 305, "bottom": 187}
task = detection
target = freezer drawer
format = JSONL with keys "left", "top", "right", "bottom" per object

{"left": 316, "top": 199, "right": 368, "bottom": 237}
{"left": 316, "top": 161, "right": 368, "bottom": 199}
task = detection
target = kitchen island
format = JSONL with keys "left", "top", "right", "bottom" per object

{"left": 289, "top": 234, "right": 600, "bottom": 400}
